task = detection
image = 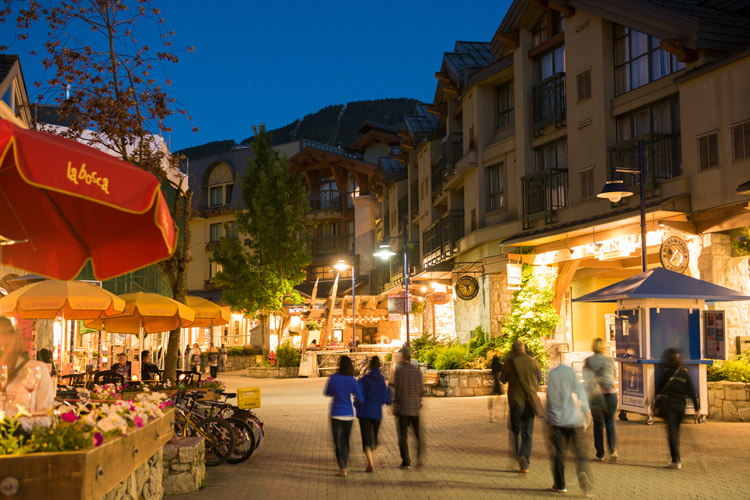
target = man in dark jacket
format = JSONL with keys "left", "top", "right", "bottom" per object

{"left": 392, "top": 347, "right": 423, "bottom": 469}
{"left": 500, "top": 340, "right": 541, "bottom": 473}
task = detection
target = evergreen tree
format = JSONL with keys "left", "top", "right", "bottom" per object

{"left": 212, "top": 125, "right": 312, "bottom": 355}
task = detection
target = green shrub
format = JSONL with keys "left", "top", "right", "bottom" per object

{"left": 275, "top": 340, "right": 300, "bottom": 367}
{"left": 433, "top": 345, "right": 469, "bottom": 370}
{"left": 411, "top": 333, "right": 442, "bottom": 363}
{"left": 708, "top": 358, "right": 750, "bottom": 383}
{"left": 385, "top": 352, "right": 392, "bottom": 362}
{"left": 227, "top": 346, "right": 262, "bottom": 356}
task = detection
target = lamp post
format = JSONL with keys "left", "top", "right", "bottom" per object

{"left": 334, "top": 259, "right": 356, "bottom": 350}
{"left": 374, "top": 215, "right": 412, "bottom": 346}
{"left": 597, "top": 139, "right": 648, "bottom": 273}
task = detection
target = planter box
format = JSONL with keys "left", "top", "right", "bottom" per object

{"left": 156, "top": 388, "right": 221, "bottom": 401}
{"left": 247, "top": 366, "right": 299, "bottom": 378}
{"left": 0, "top": 408, "right": 174, "bottom": 500}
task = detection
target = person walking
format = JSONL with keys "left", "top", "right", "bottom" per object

{"left": 656, "top": 348, "right": 699, "bottom": 470}
{"left": 324, "top": 355, "right": 363, "bottom": 477}
{"left": 392, "top": 347, "right": 423, "bottom": 469}
{"left": 583, "top": 338, "right": 618, "bottom": 461}
{"left": 207, "top": 344, "right": 219, "bottom": 378}
{"left": 500, "top": 340, "right": 541, "bottom": 473}
{"left": 546, "top": 345, "right": 593, "bottom": 497}
{"left": 355, "top": 356, "right": 391, "bottom": 472}
{"left": 219, "top": 344, "right": 228, "bottom": 372}
{"left": 488, "top": 354, "right": 504, "bottom": 423}
{"left": 190, "top": 344, "right": 202, "bottom": 373}
{"left": 183, "top": 345, "right": 191, "bottom": 372}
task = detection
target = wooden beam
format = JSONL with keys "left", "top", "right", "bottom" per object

{"left": 527, "top": 0, "right": 548, "bottom": 7}
{"left": 398, "top": 130, "right": 411, "bottom": 140}
{"left": 427, "top": 103, "right": 447, "bottom": 117}
{"left": 494, "top": 30, "right": 520, "bottom": 50}
{"left": 658, "top": 220, "right": 698, "bottom": 235}
{"left": 659, "top": 39, "right": 698, "bottom": 63}
{"left": 331, "top": 166, "right": 347, "bottom": 193}
{"left": 528, "top": 31, "right": 565, "bottom": 59}
{"left": 548, "top": 0, "right": 575, "bottom": 17}
{"left": 442, "top": 83, "right": 458, "bottom": 94}
{"left": 553, "top": 260, "right": 580, "bottom": 313}
{"left": 353, "top": 171, "right": 370, "bottom": 195}
{"left": 435, "top": 71, "right": 451, "bottom": 83}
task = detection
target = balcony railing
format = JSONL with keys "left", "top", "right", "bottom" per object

{"left": 431, "top": 154, "right": 447, "bottom": 200}
{"left": 300, "top": 139, "right": 363, "bottom": 160}
{"left": 398, "top": 195, "right": 408, "bottom": 224}
{"left": 521, "top": 168, "right": 568, "bottom": 229}
{"left": 422, "top": 209, "right": 465, "bottom": 267}
{"left": 307, "top": 190, "right": 344, "bottom": 213}
{"left": 311, "top": 235, "right": 353, "bottom": 257}
{"left": 410, "top": 181, "right": 419, "bottom": 218}
{"left": 532, "top": 72, "right": 566, "bottom": 135}
{"left": 430, "top": 133, "right": 463, "bottom": 200}
{"left": 608, "top": 133, "right": 682, "bottom": 188}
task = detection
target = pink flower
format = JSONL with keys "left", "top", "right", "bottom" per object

{"left": 93, "top": 432, "right": 103, "bottom": 447}
{"left": 61, "top": 411, "right": 78, "bottom": 423}
{"left": 133, "top": 415, "right": 144, "bottom": 428}
{"left": 129, "top": 403, "right": 136, "bottom": 411}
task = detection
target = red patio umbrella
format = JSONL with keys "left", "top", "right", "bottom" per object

{"left": 0, "top": 120, "right": 177, "bottom": 280}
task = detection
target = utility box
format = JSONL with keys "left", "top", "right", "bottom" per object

{"left": 237, "top": 387, "right": 261, "bottom": 409}
{"left": 736, "top": 336, "right": 750, "bottom": 356}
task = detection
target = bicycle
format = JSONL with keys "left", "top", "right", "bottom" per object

{"left": 171, "top": 389, "right": 237, "bottom": 466}
{"left": 191, "top": 395, "right": 257, "bottom": 464}
{"left": 211, "top": 391, "right": 265, "bottom": 457}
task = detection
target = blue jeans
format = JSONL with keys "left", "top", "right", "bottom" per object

{"left": 331, "top": 419, "right": 353, "bottom": 469}
{"left": 592, "top": 393, "right": 618, "bottom": 458}
{"left": 509, "top": 404, "right": 535, "bottom": 466}
{"left": 551, "top": 425, "right": 591, "bottom": 491}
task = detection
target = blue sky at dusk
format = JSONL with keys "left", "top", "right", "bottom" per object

{"left": 5, "top": 0, "right": 512, "bottom": 151}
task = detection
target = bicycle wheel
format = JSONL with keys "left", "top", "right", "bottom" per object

{"left": 225, "top": 417, "right": 256, "bottom": 464}
{"left": 245, "top": 414, "right": 265, "bottom": 454}
{"left": 195, "top": 416, "right": 236, "bottom": 466}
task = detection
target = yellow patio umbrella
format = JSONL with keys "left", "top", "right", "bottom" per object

{"left": 0, "top": 280, "right": 126, "bottom": 319}
{"left": 85, "top": 292, "right": 195, "bottom": 379}
{"left": 185, "top": 295, "right": 230, "bottom": 327}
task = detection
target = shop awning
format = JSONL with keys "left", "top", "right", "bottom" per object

{"left": 573, "top": 267, "right": 750, "bottom": 303}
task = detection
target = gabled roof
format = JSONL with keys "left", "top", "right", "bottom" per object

{"left": 443, "top": 42, "right": 495, "bottom": 87}
{"left": 573, "top": 267, "right": 750, "bottom": 303}
{"left": 0, "top": 55, "right": 19, "bottom": 82}
{"left": 349, "top": 121, "right": 400, "bottom": 153}
{"left": 357, "top": 120, "right": 398, "bottom": 135}
{"left": 378, "top": 156, "right": 407, "bottom": 185}
{"left": 0, "top": 54, "right": 32, "bottom": 125}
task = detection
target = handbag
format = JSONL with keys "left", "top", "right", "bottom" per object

{"left": 651, "top": 372, "right": 678, "bottom": 418}
{"left": 510, "top": 357, "right": 544, "bottom": 417}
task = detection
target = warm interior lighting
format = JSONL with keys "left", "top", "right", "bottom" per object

{"left": 420, "top": 286, "right": 427, "bottom": 293}
{"left": 597, "top": 180, "right": 634, "bottom": 203}
{"left": 333, "top": 259, "right": 349, "bottom": 271}
{"left": 131, "top": 375, "right": 139, "bottom": 382}
{"left": 374, "top": 244, "right": 397, "bottom": 259}
{"left": 430, "top": 282, "right": 440, "bottom": 290}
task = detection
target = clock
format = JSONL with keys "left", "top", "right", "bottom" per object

{"left": 455, "top": 275, "right": 479, "bottom": 300}
{"left": 659, "top": 236, "right": 689, "bottom": 273}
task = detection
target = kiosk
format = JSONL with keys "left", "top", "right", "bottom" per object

{"left": 574, "top": 267, "right": 750, "bottom": 424}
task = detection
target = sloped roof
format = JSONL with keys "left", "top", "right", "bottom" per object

{"left": 378, "top": 156, "right": 407, "bottom": 184}
{"left": 0, "top": 55, "right": 19, "bottom": 82}
{"left": 443, "top": 42, "right": 495, "bottom": 87}
{"left": 573, "top": 267, "right": 750, "bottom": 303}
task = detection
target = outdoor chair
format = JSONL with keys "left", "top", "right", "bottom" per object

{"left": 59, "top": 373, "right": 86, "bottom": 387}
{"left": 93, "top": 370, "right": 125, "bottom": 385}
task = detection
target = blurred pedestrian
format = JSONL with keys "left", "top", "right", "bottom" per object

{"left": 183, "top": 345, "right": 191, "bottom": 372}
{"left": 208, "top": 344, "right": 219, "bottom": 378}
{"left": 392, "top": 347, "right": 423, "bottom": 469}
{"left": 583, "top": 338, "right": 618, "bottom": 461}
{"left": 141, "top": 350, "right": 160, "bottom": 381}
{"left": 190, "top": 343, "right": 201, "bottom": 373}
{"left": 546, "top": 345, "right": 593, "bottom": 497}
{"left": 656, "top": 348, "right": 699, "bottom": 470}
{"left": 219, "top": 344, "right": 228, "bottom": 372}
{"left": 500, "top": 340, "right": 541, "bottom": 473}
{"left": 356, "top": 356, "right": 391, "bottom": 472}
{"left": 488, "top": 354, "right": 504, "bottom": 423}
{"left": 324, "top": 355, "right": 363, "bottom": 477}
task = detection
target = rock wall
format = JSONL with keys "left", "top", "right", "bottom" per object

{"left": 707, "top": 381, "right": 750, "bottom": 421}
{"left": 162, "top": 437, "right": 205, "bottom": 495}
{"left": 247, "top": 366, "right": 300, "bottom": 378}
{"left": 223, "top": 354, "right": 262, "bottom": 371}
{"left": 423, "top": 369, "right": 495, "bottom": 397}
{"left": 102, "top": 449, "right": 163, "bottom": 500}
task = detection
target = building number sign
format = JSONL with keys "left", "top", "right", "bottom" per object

{"left": 659, "top": 235, "right": 689, "bottom": 273}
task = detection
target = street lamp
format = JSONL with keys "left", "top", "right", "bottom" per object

{"left": 334, "top": 258, "right": 356, "bottom": 350}
{"left": 597, "top": 139, "right": 647, "bottom": 272}
{"left": 374, "top": 215, "right": 413, "bottom": 346}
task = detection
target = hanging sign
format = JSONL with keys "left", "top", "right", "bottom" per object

{"left": 430, "top": 292, "right": 450, "bottom": 305}
{"left": 388, "top": 295, "right": 412, "bottom": 313}
{"left": 507, "top": 263, "right": 523, "bottom": 289}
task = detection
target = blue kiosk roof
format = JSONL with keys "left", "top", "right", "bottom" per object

{"left": 573, "top": 267, "right": 750, "bottom": 303}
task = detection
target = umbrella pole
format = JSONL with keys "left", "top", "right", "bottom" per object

{"left": 69, "top": 319, "right": 75, "bottom": 365}
{"left": 138, "top": 325, "right": 144, "bottom": 381}
{"left": 97, "top": 329, "right": 103, "bottom": 371}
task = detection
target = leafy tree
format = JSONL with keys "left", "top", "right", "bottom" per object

{"left": 212, "top": 125, "right": 312, "bottom": 356}
{"left": 501, "top": 264, "right": 561, "bottom": 368}
{"left": 1, "top": 0, "right": 196, "bottom": 382}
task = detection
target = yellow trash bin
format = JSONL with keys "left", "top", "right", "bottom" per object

{"left": 237, "top": 387, "right": 261, "bottom": 409}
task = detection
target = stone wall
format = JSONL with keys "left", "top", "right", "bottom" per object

{"left": 423, "top": 369, "right": 495, "bottom": 397}
{"left": 247, "top": 366, "right": 300, "bottom": 378}
{"left": 223, "top": 354, "right": 262, "bottom": 371}
{"left": 102, "top": 449, "right": 163, "bottom": 500}
{"left": 162, "top": 437, "right": 205, "bottom": 495}
{"left": 707, "top": 381, "right": 750, "bottom": 421}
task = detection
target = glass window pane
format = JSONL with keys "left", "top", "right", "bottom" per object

{"left": 554, "top": 46, "right": 565, "bottom": 74}
{"left": 210, "top": 186, "right": 223, "bottom": 206}
{"left": 614, "top": 24, "right": 628, "bottom": 38}
{"left": 557, "top": 141, "right": 568, "bottom": 169}
{"left": 631, "top": 56, "right": 648, "bottom": 90}
{"left": 733, "top": 125, "right": 744, "bottom": 160}
{"left": 631, "top": 31, "right": 648, "bottom": 57}
{"left": 542, "top": 53, "right": 553, "bottom": 80}
{"left": 653, "top": 100, "right": 672, "bottom": 134}
{"left": 698, "top": 137, "right": 709, "bottom": 170}
{"left": 708, "top": 134, "right": 718, "bottom": 167}
{"left": 744, "top": 123, "right": 750, "bottom": 158}
{"left": 614, "top": 38, "right": 628, "bottom": 66}
{"left": 615, "top": 66, "right": 629, "bottom": 95}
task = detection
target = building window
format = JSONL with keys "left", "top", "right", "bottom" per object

{"left": 227, "top": 220, "right": 238, "bottom": 238}
{"left": 208, "top": 259, "right": 223, "bottom": 279}
{"left": 487, "top": 163, "right": 505, "bottom": 211}
{"left": 697, "top": 133, "right": 719, "bottom": 170}
{"left": 579, "top": 167, "right": 595, "bottom": 200}
{"left": 496, "top": 81, "right": 514, "bottom": 129}
{"left": 206, "top": 162, "right": 234, "bottom": 207}
{"left": 576, "top": 69, "right": 591, "bottom": 102}
{"left": 209, "top": 223, "right": 222, "bottom": 242}
{"left": 614, "top": 24, "right": 685, "bottom": 96}
{"left": 732, "top": 121, "right": 750, "bottom": 161}
{"left": 532, "top": 15, "right": 548, "bottom": 47}
{"left": 616, "top": 97, "right": 679, "bottom": 141}
{"left": 535, "top": 139, "right": 568, "bottom": 171}
{"left": 533, "top": 45, "right": 565, "bottom": 83}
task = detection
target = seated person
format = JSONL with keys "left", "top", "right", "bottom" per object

{"left": 0, "top": 317, "right": 54, "bottom": 418}
{"left": 113, "top": 353, "right": 131, "bottom": 380}
{"left": 36, "top": 348, "right": 57, "bottom": 376}
{"left": 140, "top": 350, "right": 160, "bottom": 381}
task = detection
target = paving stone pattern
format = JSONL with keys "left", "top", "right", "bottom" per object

{"left": 171, "top": 372, "right": 750, "bottom": 500}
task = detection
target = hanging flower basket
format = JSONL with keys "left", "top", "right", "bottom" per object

{"left": 731, "top": 227, "right": 750, "bottom": 256}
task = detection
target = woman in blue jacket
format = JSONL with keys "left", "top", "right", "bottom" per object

{"left": 355, "top": 356, "right": 391, "bottom": 472}
{"left": 324, "top": 355, "right": 363, "bottom": 477}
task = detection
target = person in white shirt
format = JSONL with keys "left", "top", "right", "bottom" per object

{"left": 0, "top": 316, "right": 54, "bottom": 419}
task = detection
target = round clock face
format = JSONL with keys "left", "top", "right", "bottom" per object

{"left": 659, "top": 236, "right": 689, "bottom": 273}
{"left": 456, "top": 275, "right": 479, "bottom": 300}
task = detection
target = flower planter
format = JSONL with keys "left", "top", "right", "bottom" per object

{"left": 157, "top": 388, "right": 220, "bottom": 401}
{"left": 0, "top": 408, "right": 174, "bottom": 500}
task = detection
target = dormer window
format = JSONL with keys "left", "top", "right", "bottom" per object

{"left": 206, "top": 162, "right": 234, "bottom": 207}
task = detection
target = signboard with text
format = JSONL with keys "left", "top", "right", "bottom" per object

{"left": 621, "top": 362, "right": 644, "bottom": 407}
{"left": 430, "top": 292, "right": 450, "bottom": 305}
{"left": 507, "top": 263, "right": 522, "bottom": 289}
{"left": 388, "top": 295, "right": 412, "bottom": 314}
